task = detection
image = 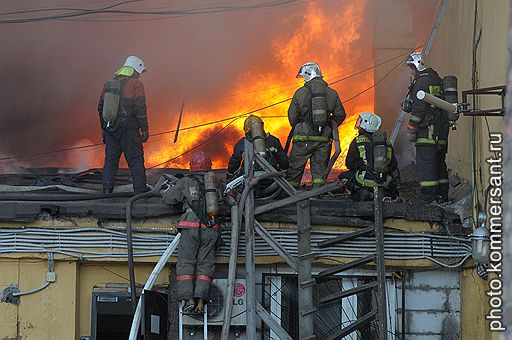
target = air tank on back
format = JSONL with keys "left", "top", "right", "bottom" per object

{"left": 102, "top": 79, "right": 121, "bottom": 127}
{"left": 373, "top": 131, "right": 388, "bottom": 174}
{"left": 251, "top": 120, "right": 267, "bottom": 155}
{"left": 310, "top": 80, "right": 328, "bottom": 131}
{"left": 204, "top": 172, "right": 219, "bottom": 218}
{"left": 443, "top": 76, "right": 460, "bottom": 121}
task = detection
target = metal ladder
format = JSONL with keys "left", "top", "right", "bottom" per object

{"left": 178, "top": 301, "right": 208, "bottom": 340}
{"left": 315, "top": 186, "right": 388, "bottom": 340}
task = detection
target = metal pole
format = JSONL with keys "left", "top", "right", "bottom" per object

{"left": 128, "top": 233, "right": 182, "bottom": 340}
{"left": 501, "top": 3, "right": 512, "bottom": 336}
{"left": 220, "top": 203, "right": 240, "bottom": 340}
{"left": 244, "top": 140, "right": 258, "bottom": 338}
{"left": 297, "top": 199, "right": 315, "bottom": 340}
{"left": 374, "top": 186, "right": 388, "bottom": 340}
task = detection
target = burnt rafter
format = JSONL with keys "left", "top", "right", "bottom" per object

{"left": 0, "top": 194, "right": 459, "bottom": 226}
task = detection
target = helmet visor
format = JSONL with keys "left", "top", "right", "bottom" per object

{"left": 296, "top": 65, "right": 304, "bottom": 78}
{"left": 354, "top": 116, "right": 362, "bottom": 130}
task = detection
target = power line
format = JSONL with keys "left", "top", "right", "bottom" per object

{"left": 146, "top": 55, "right": 406, "bottom": 168}
{"left": 0, "top": 48, "right": 415, "bottom": 164}
{"left": 147, "top": 118, "right": 238, "bottom": 169}
{"left": 0, "top": 0, "right": 305, "bottom": 24}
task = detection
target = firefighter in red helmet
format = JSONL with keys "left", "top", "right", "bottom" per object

{"left": 161, "top": 151, "right": 221, "bottom": 314}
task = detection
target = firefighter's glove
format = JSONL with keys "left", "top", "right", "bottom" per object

{"left": 141, "top": 129, "right": 149, "bottom": 143}
{"left": 401, "top": 97, "right": 413, "bottom": 113}
{"left": 207, "top": 218, "right": 218, "bottom": 228}
{"left": 407, "top": 130, "right": 417, "bottom": 144}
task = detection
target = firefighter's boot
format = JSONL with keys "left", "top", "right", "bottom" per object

{"left": 182, "top": 298, "right": 196, "bottom": 315}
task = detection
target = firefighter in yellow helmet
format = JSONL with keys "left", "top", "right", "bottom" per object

{"left": 286, "top": 62, "right": 346, "bottom": 187}
{"left": 226, "top": 115, "right": 289, "bottom": 188}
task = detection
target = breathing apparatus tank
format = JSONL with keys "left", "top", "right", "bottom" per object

{"left": 250, "top": 120, "right": 267, "bottom": 155}
{"left": 443, "top": 76, "right": 459, "bottom": 121}
{"left": 204, "top": 171, "right": 219, "bottom": 218}
{"left": 102, "top": 79, "right": 121, "bottom": 127}
{"left": 373, "top": 131, "right": 388, "bottom": 175}
{"left": 310, "top": 80, "right": 328, "bottom": 132}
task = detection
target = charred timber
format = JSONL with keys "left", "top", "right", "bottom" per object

{"left": 0, "top": 196, "right": 460, "bottom": 226}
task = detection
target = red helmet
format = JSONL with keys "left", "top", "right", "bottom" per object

{"left": 189, "top": 151, "right": 212, "bottom": 172}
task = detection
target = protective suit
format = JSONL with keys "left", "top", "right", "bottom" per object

{"left": 161, "top": 152, "right": 221, "bottom": 314}
{"left": 286, "top": 63, "right": 346, "bottom": 187}
{"left": 98, "top": 56, "right": 149, "bottom": 193}
{"left": 339, "top": 113, "right": 399, "bottom": 201}
{"left": 405, "top": 52, "right": 449, "bottom": 203}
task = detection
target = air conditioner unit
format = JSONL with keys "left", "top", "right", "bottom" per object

{"left": 182, "top": 279, "right": 247, "bottom": 326}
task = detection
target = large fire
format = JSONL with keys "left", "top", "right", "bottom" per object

{"left": 0, "top": 1, "right": 374, "bottom": 174}
{"left": 145, "top": 0, "right": 373, "bottom": 171}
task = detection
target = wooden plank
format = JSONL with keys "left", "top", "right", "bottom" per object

{"left": 255, "top": 182, "right": 339, "bottom": 215}
{"left": 318, "top": 226, "right": 376, "bottom": 248}
{"left": 256, "top": 302, "right": 293, "bottom": 340}
{"left": 243, "top": 140, "right": 257, "bottom": 339}
{"left": 254, "top": 220, "right": 298, "bottom": 272}
{"left": 297, "top": 199, "right": 315, "bottom": 339}
{"left": 220, "top": 204, "right": 240, "bottom": 340}
{"left": 326, "top": 310, "right": 377, "bottom": 340}
{"left": 317, "top": 254, "right": 376, "bottom": 278}
{"left": 319, "top": 281, "right": 378, "bottom": 306}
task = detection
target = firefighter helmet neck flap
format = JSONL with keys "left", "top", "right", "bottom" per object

{"left": 296, "top": 62, "right": 323, "bottom": 82}
{"left": 190, "top": 152, "right": 212, "bottom": 172}
{"left": 405, "top": 52, "right": 427, "bottom": 72}
{"left": 123, "top": 56, "right": 146, "bottom": 74}
{"left": 356, "top": 112, "right": 382, "bottom": 134}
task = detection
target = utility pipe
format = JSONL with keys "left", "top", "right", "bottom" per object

{"left": 128, "top": 233, "right": 181, "bottom": 340}
{"left": 126, "top": 177, "right": 166, "bottom": 311}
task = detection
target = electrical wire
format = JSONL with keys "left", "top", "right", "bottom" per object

{"left": 0, "top": 47, "right": 417, "bottom": 165}
{"left": 0, "top": 0, "right": 306, "bottom": 24}
{"left": 0, "top": 52, "right": 407, "bottom": 164}
{"left": 146, "top": 55, "right": 406, "bottom": 168}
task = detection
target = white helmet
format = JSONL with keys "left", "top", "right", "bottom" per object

{"left": 405, "top": 52, "right": 427, "bottom": 72}
{"left": 356, "top": 112, "right": 382, "bottom": 133}
{"left": 296, "top": 62, "right": 322, "bottom": 82}
{"left": 123, "top": 55, "right": 146, "bottom": 74}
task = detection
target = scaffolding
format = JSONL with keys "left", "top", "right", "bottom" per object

{"left": 220, "top": 133, "right": 389, "bottom": 339}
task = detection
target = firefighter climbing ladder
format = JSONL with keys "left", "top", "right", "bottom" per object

{"left": 220, "top": 124, "right": 389, "bottom": 340}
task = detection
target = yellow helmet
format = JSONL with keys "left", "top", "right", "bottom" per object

{"left": 243, "top": 115, "right": 263, "bottom": 134}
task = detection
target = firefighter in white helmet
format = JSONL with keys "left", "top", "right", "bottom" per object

{"left": 338, "top": 112, "right": 400, "bottom": 201}
{"left": 98, "top": 55, "right": 149, "bottom": 193}
{"left": 286, "top": 62, "right": 346, "bottom": 188}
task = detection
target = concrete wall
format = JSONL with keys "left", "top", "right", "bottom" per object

{"left": 427, "top": 0, "right": 508, "bottom": 187}
{"left": 402, "top": 271, "right": 460, "bottom": 339}
{"left": 425, "top": 2, "right": 509, "bottom": 339}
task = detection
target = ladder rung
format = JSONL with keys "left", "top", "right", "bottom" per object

{"left": 303, "top": 336, "right": 317, "bottom": 340}
{"left": 318, "top": 226, "right": 375, "bottom": 248}
{"left": 301, "top": 307, "right": 318, "bottom": 316}
{"left": 317, "top": 254, "right": 376, "bottom": 278}
{"left": 326, "top": 310, "right": 377, "bottom": 340}
{"left": 319, "top": 282, "right": 378, "bottom": 306}
{"left": 299, "top": 252, "right": 318, "bottom": 260}
{"left": 300, "top": 279, "right": 316, "bottom": 288}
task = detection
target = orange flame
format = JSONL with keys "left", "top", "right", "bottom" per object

{"left": 147, "top": 0, "right": 373, "bottom": 171}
